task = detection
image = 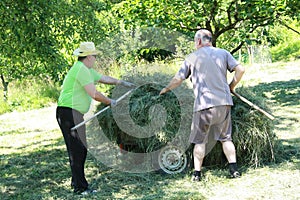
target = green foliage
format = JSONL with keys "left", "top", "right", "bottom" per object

{"left": 96, "top": 25, "right": 192, "bottom": 68}
{"left": 0, "top": 0, "right": 115, "bottom": 86}
{"left": 271, "top": 40, "right": 300, "bottom": 61}
{"left": 0, "top": 0, "right": 299, "bottom": 97}
{"left": 114, "top": 0, "right": 290, "bottom": 51}
{"left": 0, "top": 101, "right": 10, "bottom": 115}
{"left": 286, "top": 0, "right": 300, "bottom": 20}
{"left": 1, "top": 0, "right": 69, "bottom": 82}
{"left": 269, "top": 19, "right": 300, "bottom": 61}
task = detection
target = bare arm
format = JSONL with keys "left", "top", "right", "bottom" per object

{"left": 98, "top": 75, "right": 135, "bottom": 88}
{"left": 98, "top": 75, "right": 121, "bottom": 85}
{"left": 229, "top": 64, "right": 245, "bottom": 92}
{"left": 159, "top": 77, "right": 184, "bottom": 95}
{"left": 84, "top": 83, "right": 112, "bottom": 105}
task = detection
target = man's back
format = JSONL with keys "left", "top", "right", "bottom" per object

{"left": 180, "top": 46, "right": 239, "bottom": 111}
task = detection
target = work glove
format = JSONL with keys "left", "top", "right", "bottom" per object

{"left": 119, "top": 80, "right": 136, "bottom": 88}
{"left": 110, "top": 99, "right": 117, "bottom": 107}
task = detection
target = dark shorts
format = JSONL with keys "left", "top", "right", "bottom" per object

{"left": 189, "top": 105, "right": 232, "bottom": 144}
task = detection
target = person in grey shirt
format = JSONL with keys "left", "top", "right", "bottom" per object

{"left": 160, "top": 29, "right": 245, "bottom": 181}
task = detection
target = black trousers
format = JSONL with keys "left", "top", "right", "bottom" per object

{"left": 56, "top": 106, "right": 88, "bottom": 191}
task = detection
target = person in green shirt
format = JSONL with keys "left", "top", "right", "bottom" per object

{"left": 56, "top": 42, "right": 134, "bottom": 195}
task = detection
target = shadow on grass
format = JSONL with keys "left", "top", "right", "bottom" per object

{"left": 245, "top": 79, "right": 300, "bottom": 167}
{"left": 273, "top": 137, "right": 300, "bottom": 170}
{"left": 0, "top": 138, "right": 73, "bottom": 200}
{"left": 89, "top": 166, "right": 208, "bottom": 200}
{"left": 0, "top": 136, "right": 205, "bottom": 200}
{"left": 248, "top": 79, "right": 300, "bottom": 119}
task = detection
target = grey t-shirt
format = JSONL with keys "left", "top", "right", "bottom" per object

{"left": 176, "top": 46, "right": 239, "bottom": 111}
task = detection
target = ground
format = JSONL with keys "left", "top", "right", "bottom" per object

{"left": 0, "top": 61, "right": 299, "bottom": 199}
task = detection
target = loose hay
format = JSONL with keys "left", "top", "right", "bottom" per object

{"left": 98, "top": 72, "right": 193, "bottom": 155}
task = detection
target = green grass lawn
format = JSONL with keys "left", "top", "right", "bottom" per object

{"left": 0, "top": 61, "right": 299, "bottom": 200}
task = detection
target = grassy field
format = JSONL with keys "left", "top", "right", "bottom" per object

{"left": 0, "top": 61, "right": 299, "bottom": 200}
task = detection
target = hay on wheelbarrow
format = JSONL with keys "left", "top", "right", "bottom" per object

{"left": 97, "top": 73, "right": 276, "bottom": 168}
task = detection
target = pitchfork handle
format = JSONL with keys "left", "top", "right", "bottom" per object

{"left": 232, "top": 91, "right": 275, "bottom": 120}
{"left": 71, "top": 89, "right": 134, "bottom": 131}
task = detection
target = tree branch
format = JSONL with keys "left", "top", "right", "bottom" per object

{"left": 277, "top": 19, "right": 300, "bottom": 35}
{"left": 230, "top": 41, "right": 245, "bottom": 54}
{"left": 179, "top": 22, "right": 200, "bottom": 31}
{"left": 210, "top": 0, "right": 218, "bottom": 26}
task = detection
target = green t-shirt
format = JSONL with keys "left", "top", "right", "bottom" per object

{"left": 57, "top": 61, "right": 102, "bottom": 114}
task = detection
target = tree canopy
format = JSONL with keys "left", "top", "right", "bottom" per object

{"left": 0, "top": 0, "right": 115, "bottom": 99}
{"left": 116, "top": 0, "right": 299, "bottom": 53}
{"left": 0, "top": 0, "right": 299, "bottom": 99}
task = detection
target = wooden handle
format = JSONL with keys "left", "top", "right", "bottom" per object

{"left": 232, "top": 91, "right": 275, "bottom": 120}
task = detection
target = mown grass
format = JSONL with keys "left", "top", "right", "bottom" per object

{"left": 0, "top": 60, "right": 300, "bottom": 199}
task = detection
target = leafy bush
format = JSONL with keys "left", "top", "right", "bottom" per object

{"left": 269, "top": 20, "right": 300, "bottom": 61}
{"left": 270, "top": 40, "right": 300, "bottom": 61}
{"left": 0, "top": 77, "right": 60, "bottom": 114}
{"left": 0, "top": 100, "right": 11, "bottom": 114}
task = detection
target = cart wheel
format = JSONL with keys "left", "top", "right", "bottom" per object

{"left": 158, "top": 145, "right": 187, "bottom": 174}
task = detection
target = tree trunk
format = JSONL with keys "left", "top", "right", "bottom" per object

{"left": 247, "top": 45, "right": 253, "bottom": 65}
{"left": 1, "top": 74, "right": 9, "bottom": 101}
{"left": 238, "top": 48, "right": 242, "bottom": 62}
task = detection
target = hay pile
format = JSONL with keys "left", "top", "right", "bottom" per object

{"left": 232, "top": 87, "right": 276, "bottom": 166}
{"left": 97, "top": 72, "right": 276, "bottom": 168}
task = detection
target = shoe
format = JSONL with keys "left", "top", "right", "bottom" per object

{"left": 230, "top": 171, "right": 241, "bottom": 178}
{"left": 191, "top": 175, "right": 201, "bottom": 182}
{"left": 80, "top": 188, "right": 97, "bottom": 195}
{"left": 74, "top": 188, "right": 97, "bottom": 195}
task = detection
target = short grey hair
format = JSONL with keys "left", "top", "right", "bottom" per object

{"left": 195, "top": 29, "right": 212, "bottom": 45}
